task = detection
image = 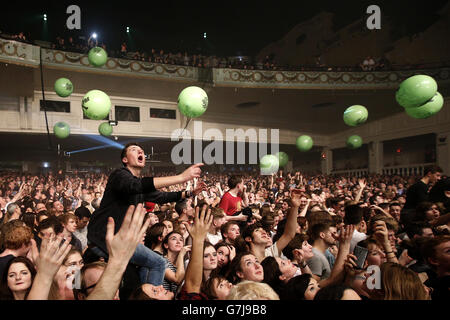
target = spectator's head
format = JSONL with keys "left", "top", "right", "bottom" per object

{"left": 214, "top": 242, "right": 234, "bottom": 269}
{"left": 35, "top": 202, "right": 46, "bottom": 214}
{"left": 221, "top": 221, "right": 240, "bottom": 244}
{"left": 58, "top": 213, "right": 78, "bottom": 234}
{"left": 5, "top": 202, "right": 21, "bottom": 222}
{"left": 203, "top": 241, "right": 218, "bottom": 275}
{"left": 423, "top": 165, "right": 443, "bottom": 184}
{"left": 202, "top": 274, "right": 233, "bottom": 300}
{"left": 75, "top": 261, "right": 120, "bottom": 300}
{"left": 20, "top": 212, "right": 37, "bottom": 230}
{"left": 145, "top": 222, "right": 168, "bottom": 249}
{"left": 357, "top": 238, "right": 386, "bottom": 267}
{"left": 162, "top": 230, "right": 184, "bottom": 255}
{"left": 228, "top": 175, "right": 244, "bottom": 192}
{"left": 37, "top": 212, "right": 49, "bottom": 224}
{"left": 120, "top": 142, "right": 145, "bottom": 168}
{"left": 175, "top": 199, "right": 194, "bottom": 218}
{"left": 91, "top": 198, "right": 101, "bottom": 210}
{"left": 128, "top": 284, "right": 174, "bottom": 300}
{"left": 310, "top": 222, "right": 337, "bottom": 247}
{"left": 52, "top": 201, "right": 64, "bottom": 215}
{"left": 37, "top": 216, "right": 64, "bottom": 240}
{"left": 280, "top": 273, "right": 319, "bottom": 300}
{"left": 242, "top": 223, "right": 270, "bottom": 248}
{"left": 421, "top": 235, "right": 450, "bottom": 276}
{"left": 262, "top": 256, "right": 298, "bottom": 295}
{"left": 388, "top": 202, "right": 402, "bottom": 222}
{"left": 74, "top": 206, "right": 91, "bottom": 230}
{"left": 211, "top": 207, "right": 226, "bottom": 230}
{"left": 405, "top": 222, "right": 434, "bottom": 240}
{"left": 226, "top": 252, "right": 263, "bottom": 284}
{"left": 344, "top": 204, "right": 366, "bottom": 232}
{"left": 2, "top": 223, "right": 32, "bottom": 257}
{"left": 314, "top": 284, "right": 361, "bottom": 300}
{"left": 415, "top": 202, "right": 440, "bottom": 223}
{"left": 0, "top": 256, "right": 36, "bottom": 300}
{"left": 282, "top": 233, "right": 313, "bottom": 262}
{"left": 306, "top": 210, "right": 332, "bottom": 229}
{"left": 227, "top": 280, "right": 279, "bottom": 300}
{"left": 370, "top": 262, "right": 429, "bottom": 300}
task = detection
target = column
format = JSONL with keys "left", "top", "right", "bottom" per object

{"left": 368, "top": 140, "right": 383, "bottom": 174}
{"left": 436, "top": 132, "right": 450, "bottom": 175}
{"left": 321, "top": 147, "right": 333, "bottom": 175}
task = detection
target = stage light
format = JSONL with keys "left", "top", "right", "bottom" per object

{"left": 126, "top": 27, "right": 130, "bottom": 33}
{"left": 43, "top": 14, "right": 47, "bottom": 21}
{"left": 203, "top": 32, "right": 207, "bottom": 39}
{"left": 92, "top": 33, "right": 97, "bottom": 39}
{"left": 43, "top": 162, "right": 49, "bottom": 168}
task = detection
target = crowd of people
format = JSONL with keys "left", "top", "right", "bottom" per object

{"left": 0, "top": 142, "right": 449, "bottom": 301}
{"left": 3, "top": 30, "right": 444, "bottom": 72}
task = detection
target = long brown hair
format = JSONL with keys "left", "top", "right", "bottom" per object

{"left": 380, "top": 262, "right": 428, "bottom": 300}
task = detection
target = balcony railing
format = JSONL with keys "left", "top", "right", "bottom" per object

{"left": 381, "top": 163, "right": 435, "bottom": 176}
{"left": 330, "top": 162, "right": 436, "bottom": 177}
{"left": 1, "top": 37, "right": 450, "bottom": 89}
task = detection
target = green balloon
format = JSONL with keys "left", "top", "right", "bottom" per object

{"left": 276, "top": 152, "right": 289, "bottom": 167}
{"left": 296, "top": 135, "right": 313, "bottom": 152}
{"left": 178, "top": 86, "right": 208, "bottom": 118}
{"left": 82, "top": 90, "right": 111, "bottom": 120}
{"left": 343, "top": 105, "right": 368, "bottom": 126}
{"left": 53, "top": 122, "right": 70, "bottom": 139}
{"left": 54, "top": 78, "right": 73, "bottom": 97}
{"left": 405, "top": 92, "right": 444, "bottom": 119}
{"left": 395, "top": 75, "right": 437, "bottom": 108}
{"left": 346, "top": 135, "right": 363, "bottom": 149}
{"left": 98, "top": 122, "right": 113, "bottom": 136}
{"left": 88, "top": 47, "right": 108, "bottom": 67}
{"left": 260, "top": 154, "right": 279, "bottom": 175}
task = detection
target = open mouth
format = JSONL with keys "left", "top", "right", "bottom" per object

{"left": 137, "top": 155, "right": 144, "bottom": 162}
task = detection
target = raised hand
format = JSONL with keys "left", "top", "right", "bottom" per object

{"left": 289, "top": 189, "right": 303, "bottom": 207}
{"left": 35, "top": 236, "right": 72, "bottom": 276}
{"left": 358, "top": 179, "right": 367, "bottom": 189}
{"left": 193, "top": 181, "right": 207, "bottom": 196}
{"left": 105, "top": 203, "right": 150, "bottom": 263}
{"left": 186, "top": 204, "right": 212, "bottom": 242}
{"left": 372, "top": 220, "right": 389, "bottom": 244}
{"left": 338, "top": 224, "right": 355, "bottom": 245}
{"left": 181, "top": 163, "right": 204, "bottom": 182}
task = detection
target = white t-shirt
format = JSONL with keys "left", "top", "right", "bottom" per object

{"left": 264, "top": 242, "right": 288, "bottom": 259}
{"left": 206, "top": 232, "right": 223, "bottom": 246}
{"left": 350, "top": 229, "right": 368, "bottom": 253}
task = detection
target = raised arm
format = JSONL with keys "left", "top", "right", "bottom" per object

{"left": 373, "top": 220, "right": 399, "bottom": 264}
{"left": 184, "top": 205, "right": 212, "bottom": 294}
{"left": 354, "top": 179, "right": 366, "bottom": 203}
{"left": 27, "top": 236, "right": 72, "bottom": 300}
{"left": 319, "top": 224, "right": 355, "bottom": 288}
{"left": 275, "top": 189, "right": 301, "bottom": 253}
{"left": 86, "top": 204, "right": 150, "bottom": 300}
{"left": 298, "top": 199, "right": 311, "bottom": 217}
{"left": 154, "top": 164, "right": 204, "bottom": 189}
{"left": 164, "top": 245, "right": 191, "bottom": 285}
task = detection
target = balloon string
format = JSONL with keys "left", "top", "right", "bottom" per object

{"left": 179, "top": 117, "right": 192, "bottom": 139}
{"left": 39, "top": 47, "right": 53, "bottom": 150}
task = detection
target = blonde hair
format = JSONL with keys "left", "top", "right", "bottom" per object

{"left": 381, "top": 262, "right": 428, "bottom": 300}
{"left": 227, "top": 281, "right": 279, "bottom": 300}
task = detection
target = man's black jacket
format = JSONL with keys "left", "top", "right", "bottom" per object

{"left": 87, "top": 167, "right": 182, "bottom": 254}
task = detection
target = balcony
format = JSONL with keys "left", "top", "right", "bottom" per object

{"left": 2, "top": 38, "right": 449, "bottom": 90}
